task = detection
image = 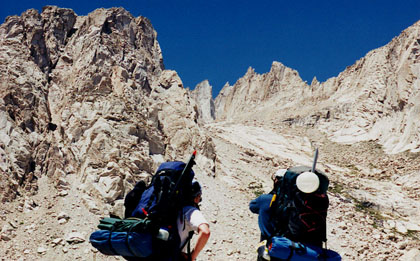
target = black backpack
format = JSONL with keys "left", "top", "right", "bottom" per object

{"left": 270, "top": 166, "right": 329, "bottom": 247}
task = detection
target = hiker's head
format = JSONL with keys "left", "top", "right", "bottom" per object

{"left": 272, "top": 169, "right": 287, "bottom": 184}
{"left": 191, "top": 181, "right": 202, "bottom": 204}
{"left": 269, "top": 169, "right": 286, "bottom": 194}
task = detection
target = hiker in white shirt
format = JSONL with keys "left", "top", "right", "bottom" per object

{"left": 177, "top": 181, "right": 210, "bottom": 261}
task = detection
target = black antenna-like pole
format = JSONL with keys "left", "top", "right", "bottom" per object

{"left": 311, "top": 148, "right": 318, "bottom": 172}
{"left": 171, "top": 151, "right": 197, "bottom": 198}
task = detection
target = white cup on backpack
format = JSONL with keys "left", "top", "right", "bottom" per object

{"left": 157, "top": 228, "right": 169, "bottom": 241}
{"left": 296, "top": 172, "right": 320, "bottom": 193}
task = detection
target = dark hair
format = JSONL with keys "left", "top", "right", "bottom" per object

{"left": 269, "top": 176, "right": 283, "bottom": 195}
{"left": 191, "top": 181, "right": 202, "bottom": 198}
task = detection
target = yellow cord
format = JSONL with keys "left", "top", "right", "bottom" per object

{"left": 269, "top": 194, "right": 276, "bottom": 208}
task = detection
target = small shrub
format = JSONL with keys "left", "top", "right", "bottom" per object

{"left": 330, "top": 182, "right": 344, "bottom": 194}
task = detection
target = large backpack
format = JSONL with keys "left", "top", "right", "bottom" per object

{"left": 270, "top": 166, "right": 330, "bottom": 247}
{"left": 131, "top": 161, "right": 195, "bottom": 224}
{"left": 90, "top": 152, "right": 197, "bottom": 259}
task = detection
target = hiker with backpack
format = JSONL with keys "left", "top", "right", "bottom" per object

{"left": 249, "top": 169, "right": 287, "bottom": 241}
{"left": 121, "top": 180, "right": 210, "bottom": 261}
{"left": 90, "top": 151, "right": 213, "bottom": 261}
{"left": 177, "top": 181, "right": 210, "bottom": 261}
{"left": 250, "top": 149, "right": 341, "bottom": 260}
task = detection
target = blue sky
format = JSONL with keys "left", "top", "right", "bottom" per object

{"left": 1, "top": 1, "right": 419, "bottom": 97}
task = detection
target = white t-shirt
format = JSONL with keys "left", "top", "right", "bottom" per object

{"left": 177, "top": 205, "right": 209, "bottom": 252}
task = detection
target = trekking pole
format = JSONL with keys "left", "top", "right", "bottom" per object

{"left": 170, "top": 150, "right": 197, "bottom": 198}
{"left": 311, "top": 148, "right": 318, "bottom": 173}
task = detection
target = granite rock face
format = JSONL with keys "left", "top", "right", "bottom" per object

{"left": 215, "top": 21, "right": 420, "bottom": 154}
{"left": 0, "top": 7, "right": 73, "bottom": 202}
{"left": 215, "top": 62, "right": 307, "bottom": 121}
{"left": 191, "top": 80, "right": 215, "bottom": 124}
{"left": 312, "top": 21, "right": 420, "bottom": 154}
{"left": 0, "top": 6, "right": 215, "bottom": 206}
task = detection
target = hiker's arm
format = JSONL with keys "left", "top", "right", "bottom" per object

{"left": 191, "top": 223, "right": 210, "bottom": 260}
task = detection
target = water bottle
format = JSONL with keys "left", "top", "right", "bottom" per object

{"left": 156, "top": 228, "right": 169, "bottom": 241}
{"left": 257, "top": 244, "right": 271, "bottom": 260}
{"left": 261, "top": 247, "right": 271, "bottom": 261}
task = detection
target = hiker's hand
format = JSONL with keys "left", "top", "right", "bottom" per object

{"left": 180, "top": 253, "right": 194, "bottom": 260}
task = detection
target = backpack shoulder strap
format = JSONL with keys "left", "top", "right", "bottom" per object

{"left": 180, "top": 231, "right": 194, "bottom": 261}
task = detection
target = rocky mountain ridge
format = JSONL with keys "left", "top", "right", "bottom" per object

{"left": 0, "top": 5, "right": 215, "bottom": 209}
{"left": 213, "top": 21, "right": 420, "bottom": 155}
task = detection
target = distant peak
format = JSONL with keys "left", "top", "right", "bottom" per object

{"left": 311, "top": 77, "right": 319, "bottom": 86}
{"left": 193, "top": 80, "right": 213, "bottom": 96}
{"left": 246, "top": 66, "right": 255, "bottom": 75}
{"left": 269, "top": 61, "right": 286, "bottom": 73}
{"left": 196, "top": 80, "right": 210, "bottom": 87}
{"left": 223, "top": 82, "right": 230, "bottom": 88}
{"left": 271, "top": 61, "right": 285, "bottom": 67}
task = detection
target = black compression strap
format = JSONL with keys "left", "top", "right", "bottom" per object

{"left": 107, "top": 223, "right": 119, "bottom": 255}
{"left": 124, "top": 222, "right": 139, "bottom": 257}
{"left": 145, "top": 178, "right": 161, "bottom": 215}
{"left": 287, "top": 242, "right": 296, "bottom": 261}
